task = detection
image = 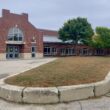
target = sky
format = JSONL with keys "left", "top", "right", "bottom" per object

{"left": 0, "top": 0, "right": 110, "bottom": 30}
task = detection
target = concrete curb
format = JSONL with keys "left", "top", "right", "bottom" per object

{"left": 23, "top": 87, "right": 59, "bottom": 104}
{"left": 58, "top": 84, "right": 94, "bottom": 102}
{"left": 94, "top": 80, "right": 110, "bottom": 97}
{"left": 0, "top": 72, "right": 110, "bottom": 104}
{"left": 0, "top": 84, "right": 24, "bottom": 103}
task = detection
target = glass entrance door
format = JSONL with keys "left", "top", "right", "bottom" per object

{"left": 6, "top": 46, "right": 20, "bottom": 59}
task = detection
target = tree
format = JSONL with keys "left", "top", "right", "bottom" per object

{"left": 92, "top": 27, "right": 110, "bottom": 48}
{"left": 91, "top": 35, "right": 103, "bottom": 48}
{"left": 58, "top": 17, "right": 94, "bottom": 45}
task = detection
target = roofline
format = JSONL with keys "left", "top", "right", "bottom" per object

{"left": 38, "top": 28, "right": 58, "bottom": 32}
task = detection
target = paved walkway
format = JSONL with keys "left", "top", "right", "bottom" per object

{"left": 0, "top": 58, "right": 57, "bottom": 79}
{"left": 0, "top": 96, "right": 110, "bottom": 110}
{"left": 0, "top": 58, "right": 110, "bottom": 110}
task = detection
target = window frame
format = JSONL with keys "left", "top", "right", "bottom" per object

{"left": 7, "top": 27, "right": 24, "bottom": 41}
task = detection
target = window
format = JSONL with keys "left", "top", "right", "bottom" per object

{"left": 8, "top": 27, "right": 24, "bottom": 41}
{"left": 83, "top": 48, "right": 88, "bottom": 55}
{"left": 52, "top": 48, "right": 57, "bottom": 55}
{"left": 32, "top": 47, "right": 36, "bottom": 52}
{"left": 44, "top": 47, "right": 51, "bottom": 55}
{"left": 31, "top": 46, "right": 36, "bottom": 58}
{"left": 61, "top": 48, "right": 75, "bottom": 56}
{"left": 80, "top": 48, "right": 88, "bottom": 55}
{"left": 96, "top": 49, "right": 104, "bottom": 55}
{"left": 44, "top": 47, "right": 57, "bottom": 56}
{"left": 66, "top": 48, "right": 75, "bottom": 55}
{"left": 60, "top": 48, "right": 66, "bottom": 56}
{"left": 72, "top": 49, "right": 75, "bottom": 55}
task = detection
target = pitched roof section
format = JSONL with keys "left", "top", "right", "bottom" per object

{"left": 38, "top": 29, "right": 62, "bottom": 43}
{"left": 43, "top": 36, "right": 62, "bottom": 43}
{"left": 38, "top": 29, "right": 59, "bottom": 37}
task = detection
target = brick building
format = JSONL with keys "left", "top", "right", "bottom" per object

{"left": 40, "top": 29, "right": 110, "bottom": 57}
{"left": 0, "top": 9, "right": 43, "bottom": 60}
{"left": 0, "top": 9, "right": 110, "bottom": 60}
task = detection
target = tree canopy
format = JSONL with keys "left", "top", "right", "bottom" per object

{"left": 92, "top": 27, "right": 110, "bottom": 48}
{"left": 58, "top": 17, "right": 94, "bottom": 45}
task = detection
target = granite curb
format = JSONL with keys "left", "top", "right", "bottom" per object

{"left": 0, "top": 72, "right": 110, "bottom": 104}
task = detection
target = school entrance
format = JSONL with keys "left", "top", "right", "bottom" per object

{"left": 6, "top": 45, "right": 20, "bottom": 59}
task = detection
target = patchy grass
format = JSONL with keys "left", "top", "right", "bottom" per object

{"left": 5, "top": 57, "right": 110, "bottom": 87}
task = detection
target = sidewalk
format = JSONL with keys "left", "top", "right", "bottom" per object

{"left": 0, "top": 58, "right": 57, "bottom": 78}
{"left": 0, "top": 96, "right": 110, "bottom": 110}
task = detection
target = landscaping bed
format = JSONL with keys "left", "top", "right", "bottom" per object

{"left": 5, "top": 57, "right": 110, "bottom": 87}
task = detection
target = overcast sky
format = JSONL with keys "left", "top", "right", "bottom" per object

{"left": 0, "top": 0, "right": 110, "bottom": 30}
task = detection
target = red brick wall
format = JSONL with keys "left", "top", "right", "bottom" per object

{"left": 44, "top": 43, "right": 94, "bottom": 56}
{"left": 0, "top": 9, "right": 43, "bottom": 53}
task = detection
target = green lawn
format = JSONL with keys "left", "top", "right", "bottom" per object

{"left": 5, "top": 57, "right": 110, "bottom": 87}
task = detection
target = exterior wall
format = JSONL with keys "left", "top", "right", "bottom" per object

{"left": 44, "top": 43, "right": 110, "bottom": 56}
{"left": 0, "top": 9, "right": 43, "bottom": 60}
{"left": 20, "top": 53, "right": 31, "bottom": 59}
{"left": 0, "top": 53, "right": 6, "bottom": 60}
{"left": 36, "top": 53, "right": 43, "bottom": 58}
{"left": 21, "top": 53, "right": 43, "bottom": 59}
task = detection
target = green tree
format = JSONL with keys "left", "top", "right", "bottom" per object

{"left": 92, "top": 27, "right": 110, "bottom": 48}
{"left": 58, "top": 17, "right": 94, "bottom": 45}
{"left": 91, "top": 35, "right": 103, "bottom": 48}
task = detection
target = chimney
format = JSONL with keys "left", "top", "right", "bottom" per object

{"left": 2, "top": 9, "right": 10, "bottom": 17}
{"left": 22, "top": 13, "right": 28, "bottom": 21}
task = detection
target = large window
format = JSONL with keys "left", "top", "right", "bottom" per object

{"left": 44, "top": 47, "right": 51, "bottom": 55}
{"left": 44, "top": 47, "right": 57, "bottom": 56}
{"left": 8, "top": 27, "right": 24, "bottom": 41}
{"left": 60, "top": 48, "right": 75, "bottom": 56}
{"left": 95, "top": 49, "right": 104, "bottom": 55}
{"left": 51, "top": 48, "right": 57, "bottom": 55}
{"left": 79, "top": 48, "right": 89, "bottom": 56}
{"left": 60, "top": 48, "right": 66, "bottom": 55}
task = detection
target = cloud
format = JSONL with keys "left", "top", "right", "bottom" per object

{"left": 0, "top": 0, "right": 110, "bottom": 30}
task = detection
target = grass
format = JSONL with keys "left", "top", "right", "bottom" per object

{"left": 5, "top": 57, "right": 110, "bottom": 87}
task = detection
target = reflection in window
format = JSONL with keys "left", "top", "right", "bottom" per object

{"left": 7, "top": 27, "right": 24, "bottom": 41}
{"left": 44, "top": 47, "right": 57, "bottom": 56}
{"left": 60, "top": 48, "right": 75, "bottom": 56}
